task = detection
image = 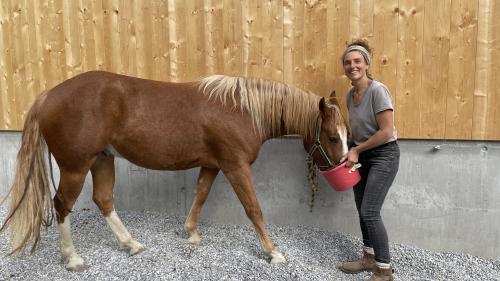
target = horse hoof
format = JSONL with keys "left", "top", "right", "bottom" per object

{"left": 66, "top": 256, "right": 86, "bottom": 272}
{"left": 129, "top": 241, "right": 145, "bottom": 256}
{"left": 270, "top": 250, "right": 286, "bottom": 264}
{"left": 188, "top": 233, "right": 201, "bottom": 245}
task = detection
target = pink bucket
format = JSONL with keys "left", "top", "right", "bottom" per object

{"left": 319, "top": 162, "right": 361, "bottom": 191}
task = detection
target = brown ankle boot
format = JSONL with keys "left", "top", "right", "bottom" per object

{"left": 367, "top": 264, "right": 394, "bottom": 281}
{"left": 336, "top": 250, "right": 375, "bottom": 274}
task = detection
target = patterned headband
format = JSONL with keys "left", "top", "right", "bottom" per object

{"left": 342, "top": 45, "right": 371, "bottom": 65}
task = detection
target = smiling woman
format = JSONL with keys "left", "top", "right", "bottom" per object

{"left": 335, "top": 39, "right": 400, "bottom": 281}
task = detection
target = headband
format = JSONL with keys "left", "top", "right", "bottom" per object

{"left": 342, "top": 45, "right": 371, "bottom": 65}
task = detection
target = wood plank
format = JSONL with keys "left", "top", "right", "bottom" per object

{"left": 22, "top": 0, "right": 40, "bottom": 113}
{"left": 349, "top": 0, "right": 360, "bottom": 38}
{"left": 102, "top": 0, "right": 121, "bottom": 74}
{"left": 2, "top": 0, "right": 20, "bottom": 129}
{"left": 420, "top": 0, "right": 451, "bottom": 139}
{"left": 118, "top": 0, "right": 135, "bottom": 76}
{"left": 472, "top": 0, "right": 489, "bottom": 139}
{"left": 151, "top": 0, "right": 170, "bottom": 81}
{"left": 185, "top": 0, "right": 204, "bottom": 80}
{"left": 372, "top": 0, "right": 398, "bottom": 104}
{"left": 283, "top": 0, "right": 293, "bottom": 84}
{"left": 92, "top": 0, "right": 105, "bottom": 70}
{"left": 167, "top": 0, "right": 187, "bottom": 82}
{"left": 50, "top": 0, "right": 67, "bottom": 84}
{"left": 291, "top": 0, "right": 304, "bottom": 89}
{"left": 203, "top": 0, "right": 224, "bottom": 76}
{"left": 359, "top": 0, "right": 374, "bottom": 38}
{"left": 202, "top": 0, "right": 213, "bottom": 76}
{"left": 101, "top": 0, "right": 113, "bottom": 72}
{"left": 63, "top": 0, "right": 84, "bottom": 78}
{"left": 222, "top": 0, "right": 243, "bottom": 77}
{"left": 26, "top": 0, "right": 41, "bottom": 99}
{"left": 445, "top": 0, "right": 478, "bottom": 140}
{"left": 242, "top": 0, "right": 263, "bottom": 78}
{"left": 395, "top": 0, "right": 424, "bottom": 138}
{"left": 348, "top": 0, "right": 374, "bottom": 39}
{"left": 37, "top": 0, "right": 55, "bottom": 91}
{"left": 142, "top": 2, "right": 153, "bottom": 79}
{"left": 159, "top": 0, "right": 171, "bottom": 81}
{"left": 0, "top": 31, "right": 5, "bottom": 128}
{"left": 10, "top": 0, "right": 29, "bottom": 126}
{"left": 81, "top": 0, "right": 97, "bottom": 72}
{"left": 325, "top": 0, "right": 351, "bottom": 114}
{"left": 131, "top": 1, "right": 153, "bottom": 78}
{"left": 135, "top": 1, "right": 153, "bottom": 79}
{"left": 303, "top": 0, "right": 327, "bottom": 96}
{"left": 485, "top": 1, "right": 500, "bottom": 139}
{"left": 262, "top": 0, "right": 283, "bottom": 82}
{"left": 32, "top": 0, "right": 46, "bottom": 90}
{"left": 175, "top": 0, "right": 187, "bottom": 81}
{"left": 167, "top": 0, "right": 177, "bottom": 81}
{"left": 0, "top": 1, "right": 13, "bottom": 129}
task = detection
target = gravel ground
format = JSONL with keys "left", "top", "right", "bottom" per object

{"left": 1, "top": 206, "right": 499, "bottom": 281}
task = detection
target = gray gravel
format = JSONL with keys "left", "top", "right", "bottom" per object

{"left": 1, "top": 206, "right": 499, "bottom": 281}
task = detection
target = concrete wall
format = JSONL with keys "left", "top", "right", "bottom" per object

{"left": 1, "top": 131, "right": 499, "bottom": 259}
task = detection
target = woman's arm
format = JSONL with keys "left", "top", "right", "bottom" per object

{"left": 344, "top": 109, "right": 394, "bottom": 166}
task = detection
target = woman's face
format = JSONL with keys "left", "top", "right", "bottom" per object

{"left": 343, "top": 51, "right": 369, "bottom": 82}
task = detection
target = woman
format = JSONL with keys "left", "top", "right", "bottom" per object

{"left": 336, "top": 39, "right": 399, "bottom": 281}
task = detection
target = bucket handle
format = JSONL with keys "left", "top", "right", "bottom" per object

{"left": 349, "top": 163, "right": 362, "bottom": 173}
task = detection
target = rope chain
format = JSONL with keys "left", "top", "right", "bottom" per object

{"left": 306, "top": 155, "right": 319, "bottom": 212}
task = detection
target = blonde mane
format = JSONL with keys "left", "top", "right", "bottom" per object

{"left": 198, "top": 75, "right": 325, "bottom": 139}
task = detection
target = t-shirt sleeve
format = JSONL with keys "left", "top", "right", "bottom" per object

{"left": 372, "top": 85, "right": 394, "bottom": 114}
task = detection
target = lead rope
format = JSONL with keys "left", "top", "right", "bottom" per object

{"left": 306, "top": 154, "right": 319, "bottom": 212}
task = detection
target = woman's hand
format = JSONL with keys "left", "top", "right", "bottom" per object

{"left": 341, "top": 148, "right": 360, "bottom": 168}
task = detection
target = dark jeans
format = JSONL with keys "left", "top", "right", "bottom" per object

{"left": 353, "top": 141, "right": 399, "bottom": 264}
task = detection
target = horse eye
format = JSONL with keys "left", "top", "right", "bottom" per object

{"left": 329, "top": 137, "right": 338, "bottom": 143}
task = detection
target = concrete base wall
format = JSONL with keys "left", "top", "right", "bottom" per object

{"left": 1, "top": 131, "right": 499, "bottom": 259}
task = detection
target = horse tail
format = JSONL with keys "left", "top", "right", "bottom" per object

{"left": 0, "top": 92, "right": 53, "bottom": 255}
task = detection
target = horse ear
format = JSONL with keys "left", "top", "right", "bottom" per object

{"left": 319, "top": 97, "right": 331, "bottom": 119}
{"left": 328, "top": 90, "right": 340, "bottom": 106}
{"left": 319, "top": 97, "right": 326, "bottom": 113}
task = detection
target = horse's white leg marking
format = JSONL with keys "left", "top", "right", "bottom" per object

{"left": 58, "top": 215, "right": 85, "bottom": 271}
{"left": 105, "top": 210, "right": 145, "bottom": 255}
{"left": 270, "top": 250, "right": 286, "bottom": 264}
{"left": 184, "top": 217, "right": 201, "bottom": 245}
{"left": 338, "top": 125, "right": 349, "bottom": 156}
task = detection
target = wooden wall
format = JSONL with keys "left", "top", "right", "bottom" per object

{"left": 0, "top": 0, "right": 499, "bottom": 140}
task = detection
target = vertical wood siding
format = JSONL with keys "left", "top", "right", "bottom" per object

{"left": 0, "top": 0, "right": 498, "bottom": 140}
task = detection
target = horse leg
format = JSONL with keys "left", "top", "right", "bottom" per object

{"left": 184, "top": 167, "right": 219, "bottom": 244}
{"left": 54, "top": 168, "right": 89, "bottom": 271}
{"left": 222, "top": 164, "right": 286, "bottom": 264}
{"left": 90, "top": 154, "right": 144, "bottom": 255}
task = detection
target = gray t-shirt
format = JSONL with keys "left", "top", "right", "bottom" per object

{"left": 346, "top": 80, "right": 398, "bottom": 145}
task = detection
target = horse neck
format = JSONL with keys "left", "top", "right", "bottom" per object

{"left": 268, "top": 101, "right": 320, "bottom": 141}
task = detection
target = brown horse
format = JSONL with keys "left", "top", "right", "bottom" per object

{"left": 0, "top": 71, "right": 348, "bottom": 271}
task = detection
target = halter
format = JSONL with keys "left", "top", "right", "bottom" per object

{"left": 307, "top": 117, "right": 337, "bottom": 171}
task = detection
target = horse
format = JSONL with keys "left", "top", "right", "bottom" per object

{"left": 0, "top": 71, "right": 348, "bottom": 271}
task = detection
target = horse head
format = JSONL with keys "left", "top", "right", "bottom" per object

{"left": 304, "top": 91, "right": 349, "bottom": 171}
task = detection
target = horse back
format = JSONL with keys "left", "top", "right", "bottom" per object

{"left": 38, "top": 71, "right": 261, "bottom": 171}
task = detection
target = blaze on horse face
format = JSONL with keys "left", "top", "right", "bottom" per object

{"left": 316, "top": 92, "right": 349, "bottom": 169}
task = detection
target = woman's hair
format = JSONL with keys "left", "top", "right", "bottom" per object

{"left": 346, "top": 38, "right": 372, "bottom": 55}
{"left": 343, "top": 38, "right": 374, "bottom": 80}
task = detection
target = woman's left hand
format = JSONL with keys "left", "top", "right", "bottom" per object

{"left": 342, "top": 148, "right": 359, "bottom": 167}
